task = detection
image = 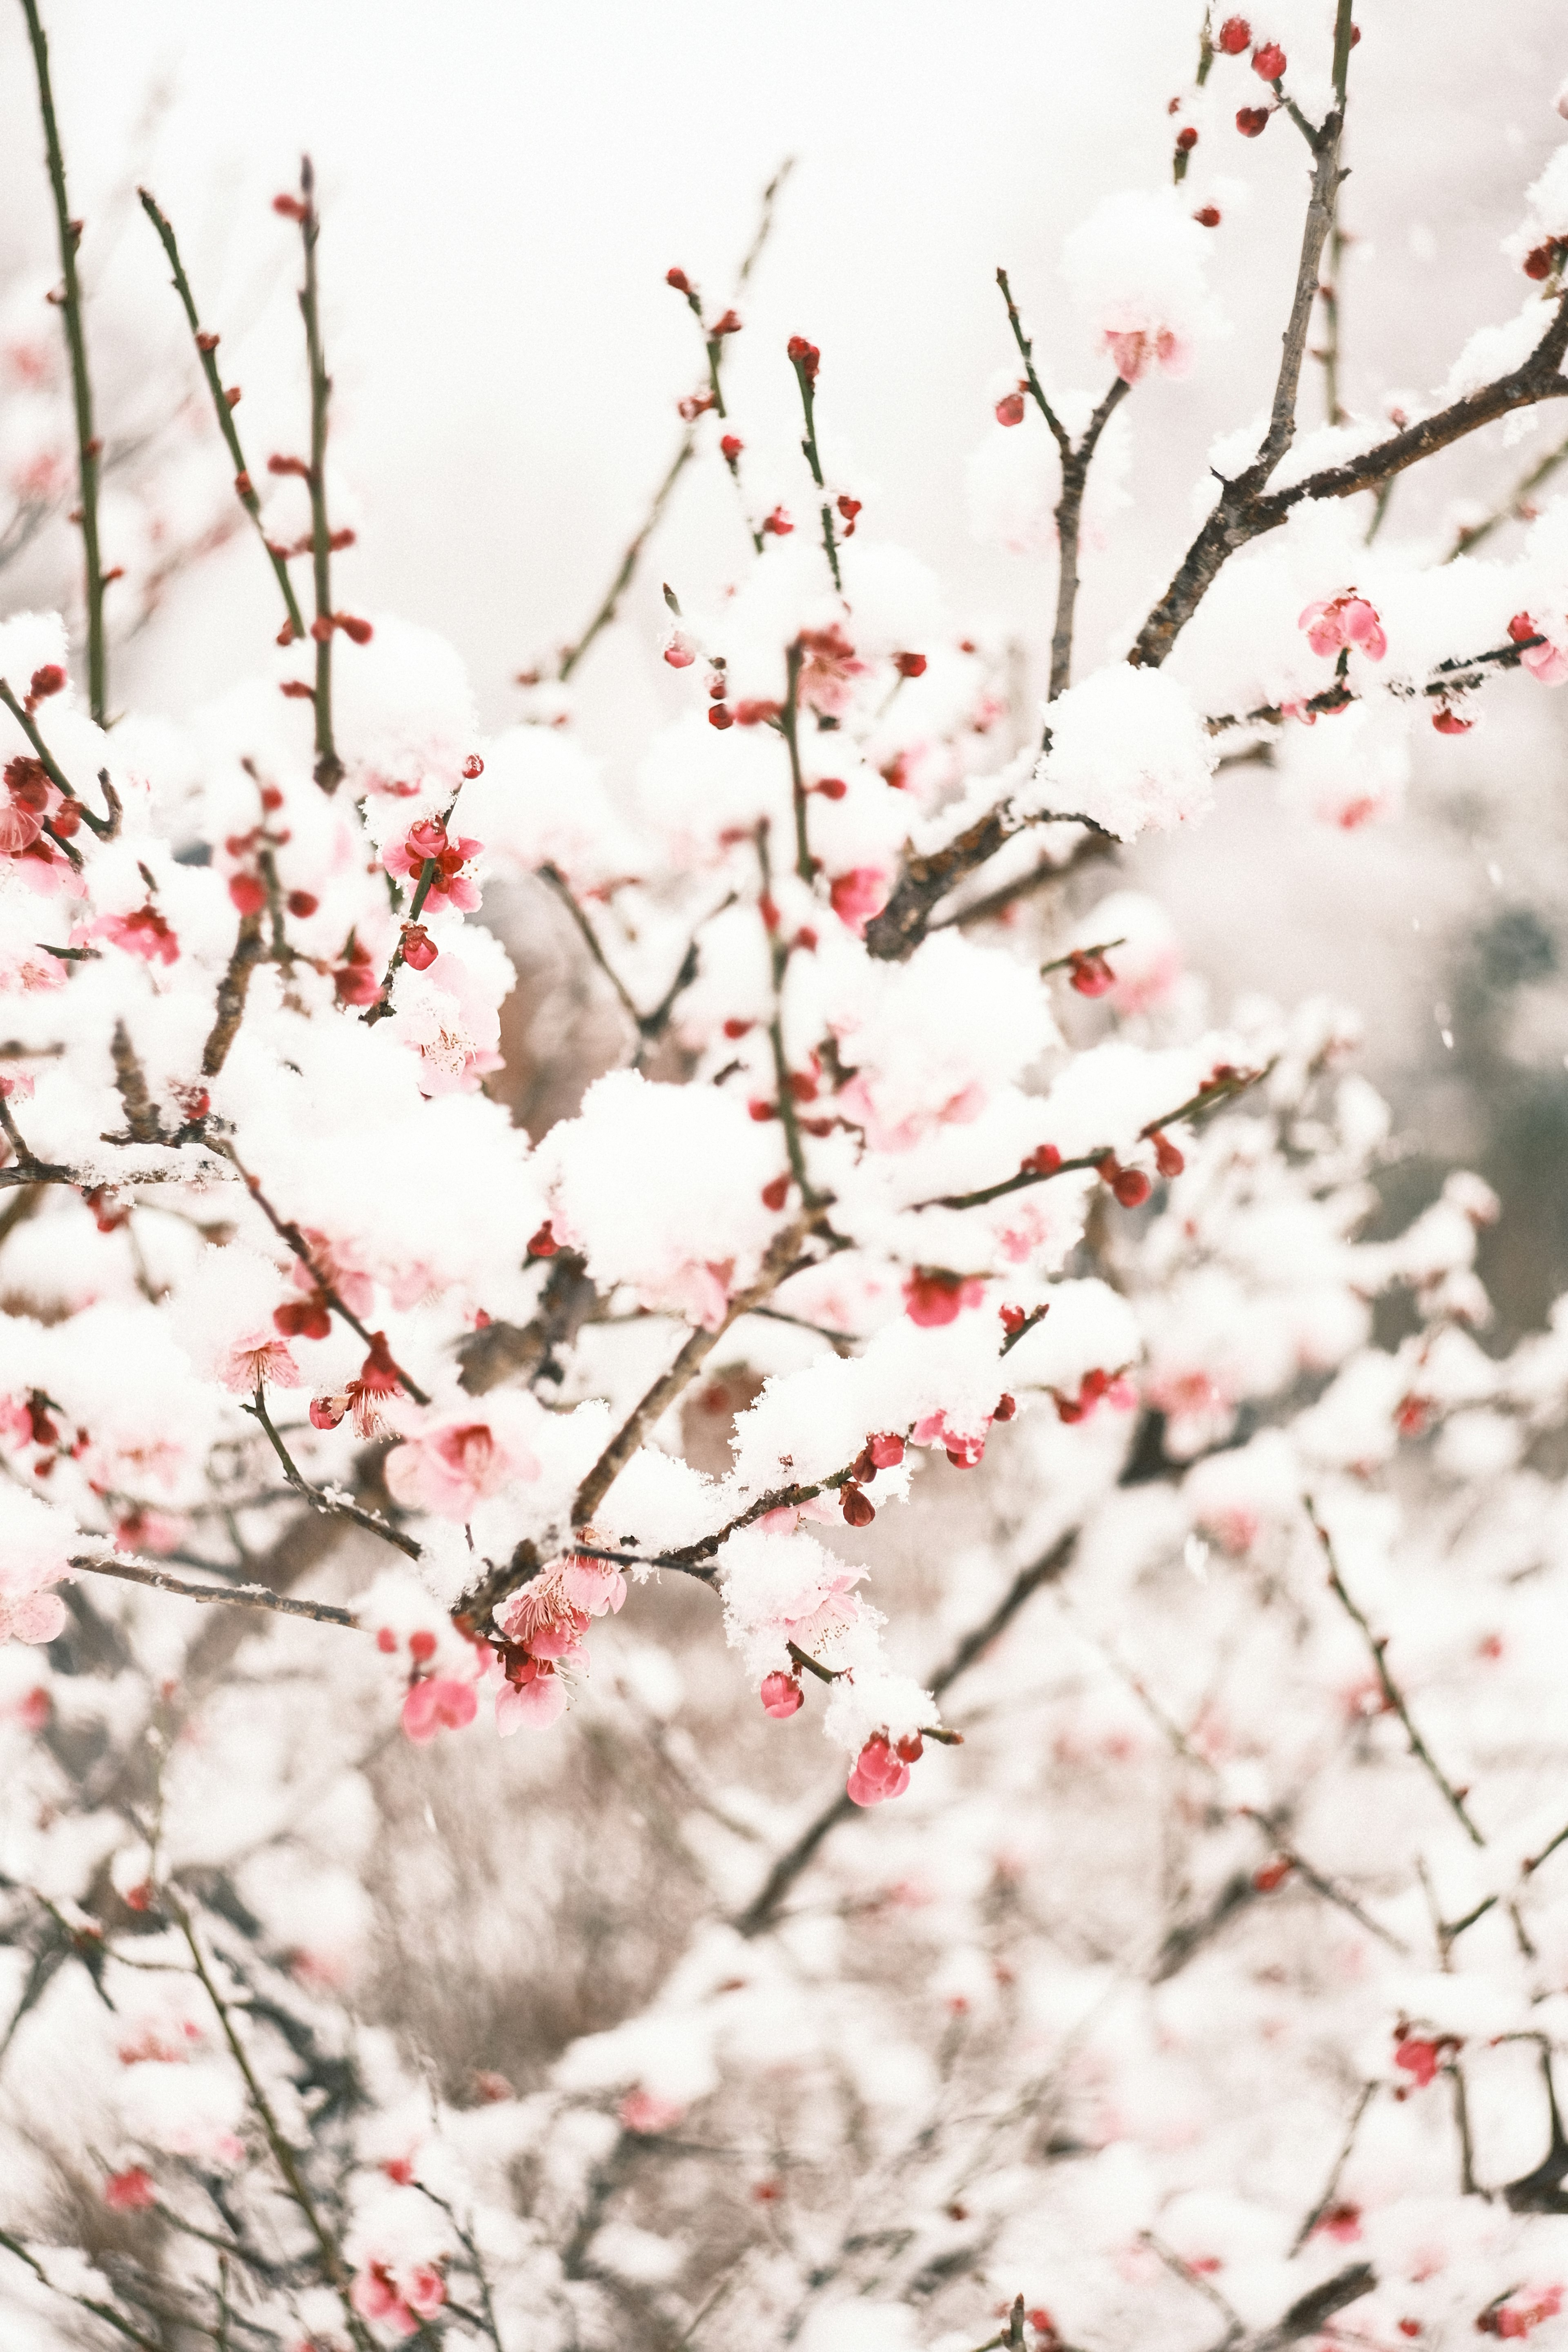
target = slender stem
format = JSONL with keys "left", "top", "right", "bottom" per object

{"left": 296, "top": 158, "right": 341, "bottom": 791}
{"left": 994, "top": 270, "right": 1071, "bottom": 456}
{"left": 559, "top": 437, "right": 695, "bottom": 682}
{"left": 780, "top": 641, "right": 811, "bottom": 879}
{"left": 70, "top": 1552, "right": 362, "bottom": 1626}
{"left": 1306, "top": 1497, "right": 1486, "bottom": 1846}
{"left": 243, "top": 1383, "right": 423, "bottom": 1563}
{"left": 214, "top": 1138, "right": 430, "bottom": 1404}
{"left": 570, "top": 1211, "right": 815, "bottom": 1529}
{"left": 20, "top": 0, "right": 107, "bottom": 724}
{"left": 1316, "top": 200, "right": 1345, "bottom": 428}
{"left": 1447, "top": 424, "right": 1568, "bottom": 560}
{"left": 789, "top": 352, "right": 841, "bottom": 591}
{"left": 1049, "top": 375, "right": 1130, "bottom": 700}
{"left": 1289, "top": 2084, "right": 1376, "bottom": 2255}
{"left": 0, "top": 679, "right": 117, "bottom": 833}
{"left": 733, "top": 1529, "right": 1078, "bottom": 1938}
{"left": 923, "top": 1066, "right": 1263, "bottom": 1212}
{"left": 0, "top": 2227, "right": 163, "bottom": 2352}
{"left": 137, "top": 189, "right": 307, "bottom": 640}
{"left": 170, "top": 1901, "right": 377, "bottom": 2352}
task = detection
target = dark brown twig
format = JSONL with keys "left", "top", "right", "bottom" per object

{"left": 20, "top": 0, "right": 107, "bottom": 723}
{"left": 69, "top": 1553, "right": 360, "bottom": 1627}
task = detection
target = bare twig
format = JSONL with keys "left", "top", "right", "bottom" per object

{"left": 70, "top": 1553, "right": 361, "bottom": 1627}
{"left": 733, "top": 1529, "right": 1078, "bottom": 1937}
{"left": 1305, "top": 1496, "right": 1485, "bottom": 1846}
{"left": 138, "top": 187, "right": 307, "bottom": 640}
{"left": 294, "top": 158, "right": 342, "bottom": 791}
{"left": 243, "top": 1383, "right": 423, "bottom": 1564}
{"left": 20, "top": 0, "right": 107, "bottom": 722}
{"left": 1288, "top": 2082, "right": 1376, "bottom": 2254}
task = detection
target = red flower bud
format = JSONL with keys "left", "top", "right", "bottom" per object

{"left": 405, "top": 818, "right": 448, "bottom": 862}
{"left": 786, "top": 335, "right": 820, "bottom": 381}
{"left": 28, "top": 664, "right": 65, "bottom": 701}
{"left": 1523, "top": 243, "right": 1557, "bottom": 282}
{"left": 528, "top": 1221, "right": 558, "bottom": 1257}
{"left": 665, "top": 267, "right": 692, "bottom": 294}
{"left": 267, "top": 454, "right": 312, "bottom": 478}
{"left": 228, "top": 873, "right": 267, "bottom": 916}
{"left": 814, "top": 777, "right": 848, "bottom": 800}
{"left": 720, "top": 433, "right": 743, "bottom": 460}
{"left": 401, "top": 924, "right": 438, "bottom": 971}
{"left": 708, "top": 702, "right": 734, "bottom": 729}
{"left": 272, "top": 194, "right": 308, "bottom": 220}
{"left": 1236, "top": 105, "right": 1270, "bottom": 135}
{"left": 1194, "top": 206, "right": 1222, "bottom": 227}
{"left": 1252, "top": 40, "right": 1286, "bottom": 77}
{"left": 287, "top": 889, "right": 318, "bottom": 917}
{"left": 310, "top": 1394, "right": 347, "bottom": 1430}
{"left": 841, "top": 1485, "right": 875, "bottom": 1528}
{"left": 462, "top": 754, "right": 484, "bottom": 779}
{"left": 196, "top": 330, "right": 219, "bottom": 353}
{"left": 1112, "top": 1167, "right": 1152, "bottom": 1208}
{"left": 1216, "top": 15, "right": 1251, "bottom": 51}
{"left": 761, "top": 506, "right": 794, "bottom": 537}
{"left": 1000, "top": 1305, "right": 1026, "bottom": 1335}
{"left": 1253, "top": 1857, "right": 1292, "bottom": 1892}
{"left": 336, "top": 613, "right": 374, "bottom": 645}
{"left": 409, "top": 1629, "right": 437, "bottom": 1663}
{"left": 895, "top": 1733, "right": 924, "bottom": 1763}
{"left": 894, "top": 652, "right": 927, "bottom": 678}
{"left": 1023, "top": 1143, "right": 1062, "bottom": 1176}
{"left": 1432, "top": 707, "right": 1472, "bottom": 735}
{"left": 1509, "top": 612, "right": 1539, "bottom": 642}
{"left": 995, "top": 390, "right": 1027, "bottom": 428}
{"left": 1176, "top": 126, "right": 1199, "bottom": 151}
{"left": 274, "top": 1298, "right": 331, "bottom": 1341}
{"left": 993, "top": 1393, "right": 1017, "bottom": 1422}
{"left": 1152, "top": 1131, "right": 1185, "bottom": 1179}
{"left": 761, "top": 1174, "right": 791, "bottom": 1210}
{"left": 710, "top": 308, "right": 742, "bottom": 336}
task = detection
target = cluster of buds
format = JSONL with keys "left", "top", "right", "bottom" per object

{"left": 1095, "top": 1151, "right": 1152, "bottom": 1208}
{"left": 20, "top": 659, "right": 65, "bottom": 715}
{"left": 1053, "top": 1365, "right": 1129, "bottom": 1425}
{"left": 384, "top": 814, "right": 482, "bottom": 913}
{"left": 1522, "top": 237, "right": 1566, "bottom": 285}
{"left": 837, "top": 1428, "right": 906, "bottom": 1528}
{"left": 847, "top": 1729, "right": 924, "bottom": 1807}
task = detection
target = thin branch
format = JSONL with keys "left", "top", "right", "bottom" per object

{"left": 296, "top": 158, "right": 342, "bottom": 791}
{"left": 242, "top": 1383, "right": 423, "bottom": 1563}
{"left": 0, "top": 679, "right": 118, "bottom": 835}
{"left": 572, "top": 1211, "right": 816, "bottom": 1528}
{"left": 20, "top": 0, "right": 107, "bottom": 723}
{"left": 788, "top": 344, "right": 841, "bottom": 591}
{"left": 71, "top": 1552, "right": 360, "bottom": 1625}
{"left": 1289, "top": 2083, "right": 1376, "bottom": 2255}
{"left": 1305, "top": 1496, "right": 1485, "bottom": 1846}
{"left": 214, "top": 1138, "right": 430, "bottom": 1405}
{"left": 0, "top": 2227, "right": 163, "bottom": 2352}
{"left": 1049, "top": 375, "right": 1130, "bottom": 700}
{"left": 169, "top": 1900, "right": 377, "bottom": 2352}
{"left": 538, "top": 864, "right": 645, "bottom": 1029}
{"left": 733, "top": 1528, "right": 1078, "bottom": 1938}
{"left": 1448, "top": 422, "right": 1568, "bottom": 561}
{"left": 921, "top": 1065, "right": 1263, "bottom": 1213}
{"left": 1231, "top": 2263, "right": 1375, "bottom": 2352}
{"left": 137, "top": 188, "right": 307, "bottom": 640}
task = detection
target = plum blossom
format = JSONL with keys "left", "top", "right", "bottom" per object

{"left": 385, "top": 1395, "right": 543, "bottom": 1519}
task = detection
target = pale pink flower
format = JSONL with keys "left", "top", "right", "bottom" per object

{"left": 1104, "top": 325, "right": 1189, "bottom": 383}
{"left": 495, "top": 1665, "right": 568, "bottom": 1734}
{"left": 385, "top": 1405, "right": 540, "bottom": 1520}
{"left": 619, "top": 2088, "right": 685, "bottom": 2134}
{"left": 401, "top": 1677, "right": 478, "bottom": 1743}
{"left": 829, "top": 866, "right": 892, "bottom": 937}
{"left": 0, "top": 1590, "right": 67, "bottom": 1645}
{"left": 796, "top": 623, "right": 868, "bottom": 717}
{"left": 1298, "top": 593, "right": 1387, "bottom": 662}
{"left": 216, "top": 1331, "right": 301, "bottom": 1396}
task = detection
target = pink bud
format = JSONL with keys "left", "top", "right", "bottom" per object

{"left": 1216, "top": 15, "right": 1251, "bottom": 51}
{"left": 1236, "top": 105, "right": 1270, "bottom": 135}
{"left": 664, "top": 630, "right": 697, "bottom": 669}
{"left": 761, "top": 1671, "right": 804, "bottom": 1717}
{"left": 401, "top": 924, "right": 438, "bottom": 970}
{"left": 1252, "top": 40, "right": 1286, "bottom": 78}
{"left": 995, "top": 390, "right": 1027, "bottom": 427}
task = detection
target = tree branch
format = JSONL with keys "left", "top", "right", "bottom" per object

{"left": 20, "top": 0, "right": 107, "bottom": 724}
{"left": 69, "top": 1553, "right": 361, "bottom": 1627}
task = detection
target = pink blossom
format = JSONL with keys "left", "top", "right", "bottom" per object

{"left": 1105, "top": 326, "right": 1189, "bottom": 383}
{"left": 1299, "top": 592, "right": 1387, "bottom": 662}
{"left": 103, "top": 2167, "right": 157, "bottom": 2211}
{"left": 903, "top": 1269, "right": 987, "bottom": 1327}
{"left": 829, "top": 866, "right": 891, "bottom": 936}
{"left": 93, "top": 903, "right": 180, "bottom": 965}
{"left": 796, "top": 624, "right": 868, "bottom": 717}
{"left": 385, "top": 1405, "right": 541, "bottom": 1519}
{"left": 619, "top": 2088, "right": 685, "bottom": 2134}
{"left": 401, "top": 1676, "right": 479, "bottom": 1743}
{"left": 846, "top": 1733, "right": 913, "bottom": 1806}
{"left": 495, "top": 1663, "right": 568, "bottom": 1733}
{"left": 216, "top": 1331, "right": 301, "bottom": 1396}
